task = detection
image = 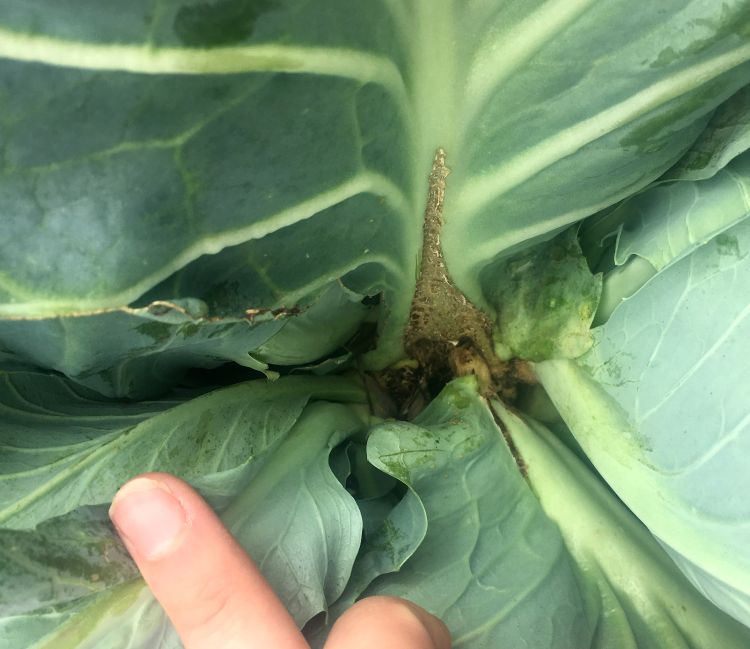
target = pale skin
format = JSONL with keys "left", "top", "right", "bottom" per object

{"left": 109, "top": 473, "right": 451, "bottom": 649}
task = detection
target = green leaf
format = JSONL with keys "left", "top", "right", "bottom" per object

{"left": 666, "top": 84, "right": 750, "bottom": 181}
{"left": 0, "top": 299, "right": 284, "bottom": 399}
{"left": 496, "top": 403, "right": 750, "bottom": 649}
{"left": 614, "top": 150, "right": 750, "bottom": 272}
{"left": 0, "top": 506, "right": 179, "bottom": 649}
{"left": 3, "top": 4, "right": 750, "bottom": 646}
{"left": 318, "top": 378, "right": 593, "bottom": 648}
{"left": 252, "top": 282, "right": 369, "bottom": 366}
{"left": 220, "top": 401, "right": 366, "bottom": 624}
{"left": 0, "top": 384, "right": 369, "bottom": 648}
{"left": 0, "top": 507, "right": 139, "bottom": 617}
{"left": 0, "top": 282, "right": 369, "bottom": 399}
{"left": 0, "top": 370, "right": 364, "bottom": 530}
{"left": 589, "top": 150, "right": 750, "bottom": 324}
{"left": 1, "top": 1, "right": 748, "bottom": 367}
{"left": 485, "top": 228, "right": 602, "bottom": 361}
{"left": 0, "top": 580, "right": 172, "bottom": 649}
{"left": 536, "top": 216, "right": 750, "bottom": 627}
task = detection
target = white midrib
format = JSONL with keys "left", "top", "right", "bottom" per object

{"left": 0, "top": 27, "right": 407, "bottom": 101}
{"left": 460, "top": 43, "right": 750, "bottom": 231}
{"left": 408, "top": 0, "right": 459, "bottom": 200}
{"left": 460, "top": 0, "right": 597, "bottom": 134}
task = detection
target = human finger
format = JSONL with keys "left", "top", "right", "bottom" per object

{"left": 325, "top": 595, "right": 451, "bottom": 649}
{"left": 109, "top": 472, "right": 309, "bottom": 649}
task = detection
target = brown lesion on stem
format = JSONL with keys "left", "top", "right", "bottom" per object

{"left": 392, "top": 148, "right": 533, "bottom": 407}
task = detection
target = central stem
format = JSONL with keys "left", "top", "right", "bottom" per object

{"left": 404, "top": 149, "right": 497, "bottom": 394}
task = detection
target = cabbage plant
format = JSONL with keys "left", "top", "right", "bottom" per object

{"left": 2, "top": 2, "right": 750, "bottom": 648}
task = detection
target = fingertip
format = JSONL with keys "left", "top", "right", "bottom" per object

{"left": 109, "top": 472, "right": 308, "bottom": 649}
{"left": 327, "top": 596, "right": 451, "bottom": 649}
{"left": 109, "top": 474, "right": 192, "bottom": 561}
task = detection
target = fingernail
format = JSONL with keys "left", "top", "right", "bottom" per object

{"left": 109, "top": 477, "right": 191, "bottom": 560}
